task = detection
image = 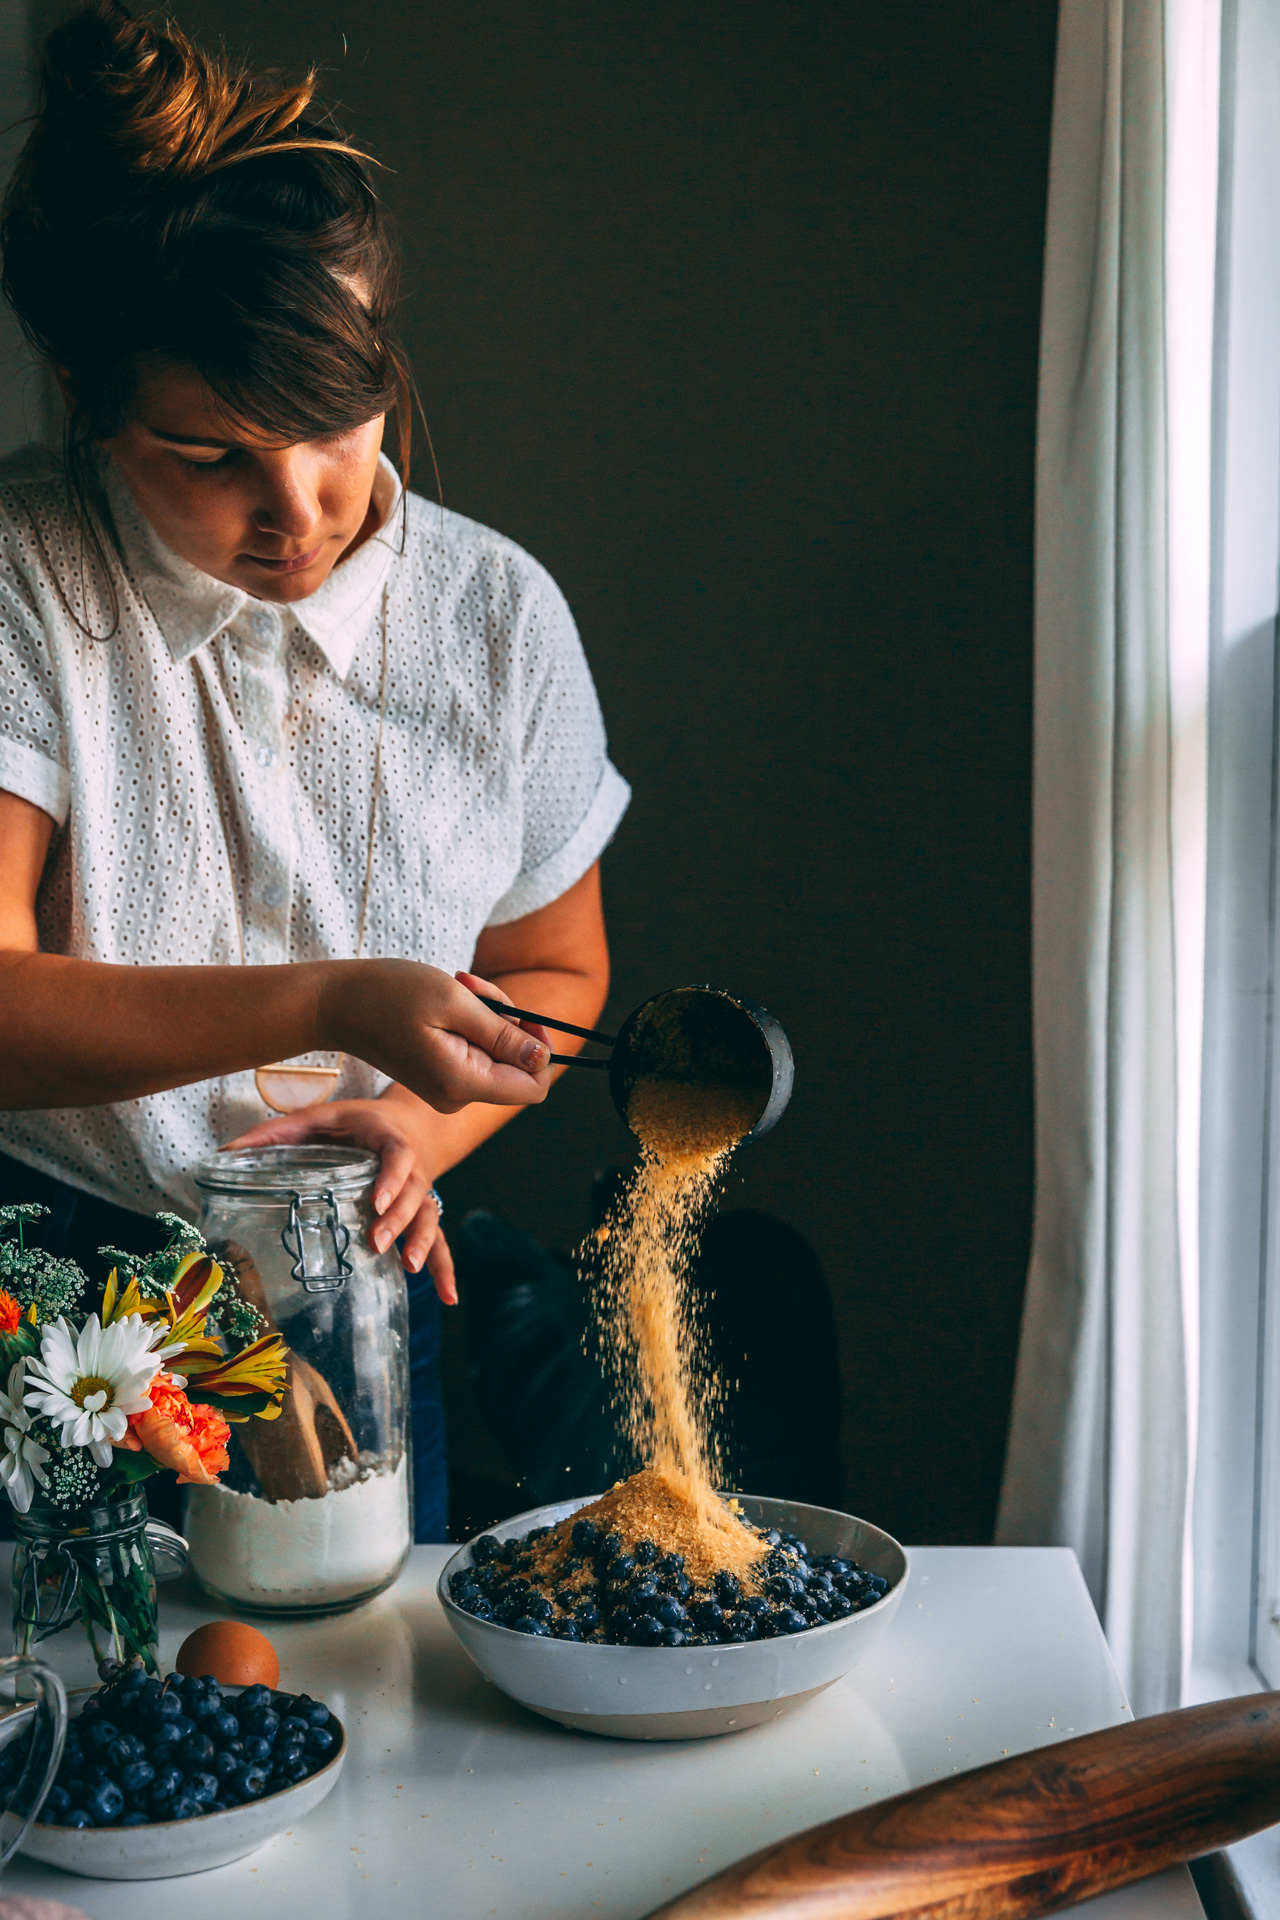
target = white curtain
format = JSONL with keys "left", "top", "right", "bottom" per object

{"left": 996, "top": 0, "right": 1218, "bottom": 1717}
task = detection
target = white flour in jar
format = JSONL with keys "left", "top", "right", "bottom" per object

{"left": 186, "top": 1454, "right": 410, "bottom": 1607}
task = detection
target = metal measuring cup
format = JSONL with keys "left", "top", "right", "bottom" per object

{"left": 477, "top": 983, "right": 794, "bottom": 1141}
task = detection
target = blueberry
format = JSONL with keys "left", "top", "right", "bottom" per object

{"left": 242, "top": 1735, "right": 272, "bottom": 1763}
{"left": 207, "top": 1800, "right": 229, "bottom": 1814}
{"left": 761, "top": 1529, "right": 782, "bottom": 1548}
{"left": 740, "top": 1596, "right": 770, "bottom": 1618}
{"left": 97, "top": 1658, "right": 123, "bottom": 1682}
{"left": 627, "top": 1578, "right": 660, "bottom": 1610}
{"left": 120, "top": 1733, "right": 148, "bottom": 1762}
{"left": 608, "top": 1610, "right": 639, "bottom": 1643}
{"left": 62, "top": 1807, "right": 92, "bottom": 1828}
{"left": 236, "top": 1684, "right": 272, "bottom": 1716}
{"left": 574, "top": 1601, "right": 601, "bottom": 1631}
{"left": 150, "top": 1763, "right": 183, "bottom": 1804}
{"left": 213, "top": 1750, "right": 239, "bottom": 1781}
{"left": 276, "top": 1735, "right": 305, "bottom": 1764}
{"left": 120, "top": 1760, "right": 155, "bottom": 1795}
{"left": 180, "top": 1733, "right": 215, "bottom": 1769}
{"left": 278, "top": 1715, "right": 309, "bottom": 1742}
{"left": 210, "top": 1710, "right": 239, "bottom": 1743}
{"left": 184, "top": 1771, "right": 219, "bottom": 1805}
{"left": 524, "top": 1594, "right": 554, "bottom": 1625}
{"left": 554, "top": 1587, "right": 579, "bottom": 1610}
{"left": 658, "top": 1625, "right": 687, "bottom": 1647}
{"left": 629, "top": 1616, "right": 665, "bottom": 1646}
{"left": 168, "top": 1794, "right": 201, "bottom": 1820}
{"left": 828, "top": 1591, "right": 854, "bottom": 1619}
{"left": 119, "top": 1810, "right": 150, "bottom": 1827}
{"left": 658, "top": 1553, "right": 685, "bottom": 1579}
{"left": 690, "top": 1600, "right": 724, "bottom": 1633}
{"left": 449, "top": 1570, "right": 479, "bottom": 1601}
{"left": 191, "top": 1693, "right": 223, "bottom": 1725}
{"left": 766, "top": 1574, "right": 806, "bottom": 1603}
{"left": 550, "top": 1619, "right": 583, "bottom": 1641}
{"left": 671, "top": 1573, "right": 693, "bottom": 1602}
{"left": 305, "top": 1727, "right": 336, "bottom": 1759}
{"left": 83, "top": 1718, "right": 121, "bottom": 1754}
{"left": 84, "top": 1780, "right": 124, "bottom": 1824}
{"left": 808, "top": 1590, "right": 834, "bottom": 1620}
{"left": 713, "top": 1572, "right": 741, "bottom": 1607}
{"left": 462, "top": 1593, "right": 496, "bottom": 1621}
{"left": 168, "top": 1714, "right": 196, "bottom": 1742}
{"left": 43, "top": 1785, "right": 70, "bottom": 1819}
{"left": 155, "top": 1691, "right": 183, "bottom": 1721}
{"left": 651, "top": 1594, "right": 689, "bottom": 1630}
{"left": 150, "top": 1724, "right": 182, "bottom": 1755}
{"left": 511, "top": 1615, "right": 551, "bottom": 1636}
{"left": 123, "top": 1665, "right": 148, "bottom": 1693}
{"left": 570, "top": 1518, "right": 600, "bottom": 1553}
{"left": 596, "top": 1531, "right": 623, "bottom": 1563}
{"left": 606, "top": 1554, "right": 636, "bottom": 1587}
{"left": 231, "top": 1763, "right": 268, "bottom": 1799}
{"left": 472, "top": 1533, "right": 502, "bottom": 1564}
{"left": 243, "top": 1707, "right": 279, "bottom": 1741}
{"left": 272, "top": 1756, "right": 308, "bottom": 1787}
{"left": 723, "top": 1611, "right": 760, "bottom": 1641}
{"left": 768, "top": 1607, "right": 808, "bottom": 1637}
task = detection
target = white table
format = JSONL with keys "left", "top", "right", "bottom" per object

{"left": 0, "top": 1546, "right": 1204, "bottom": 1919}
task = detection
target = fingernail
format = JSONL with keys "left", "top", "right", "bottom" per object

{"left": 374, "top": 1190, "right": 389, "bottom": 1216}
{"left": 372, "top": 1227, "right": 389, "bottom": 1253}
{"left": 408, "top": 1248, "right": 424, "bottom": 1272}
{"left": 521, "top": 1038, "right": 548, "bottom": 1069}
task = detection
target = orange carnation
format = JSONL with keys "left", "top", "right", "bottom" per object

{"left": 125, "top": 1373, "right": 230, "bottom": 1486}
{"left": 0, "top": 1293, "right": 21, "bottom": 1335}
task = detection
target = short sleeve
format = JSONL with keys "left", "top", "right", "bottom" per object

{"left": 484, "top": 566, "right": 630, "bottom": 926}
{"left": 0, "top": 521, "right": 70, "bottom": 826}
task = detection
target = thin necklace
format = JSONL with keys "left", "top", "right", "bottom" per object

{"left": 196, "top": 583, "right": 390, "bottom": 1114}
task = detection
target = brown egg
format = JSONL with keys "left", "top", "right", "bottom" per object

{"left": 176, "top": 1619, "right": 280, "bottom": 1689}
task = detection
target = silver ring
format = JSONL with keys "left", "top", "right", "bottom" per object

{"left": 430, "top": 1187, "right": 444, "bottom": 1221}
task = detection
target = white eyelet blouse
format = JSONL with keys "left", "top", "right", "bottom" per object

{"left": 0, "top": 446, "right": 630, "bottom": 1216}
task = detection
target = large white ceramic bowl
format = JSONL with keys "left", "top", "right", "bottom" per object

{"left": 14, "top": 1692, "right": 346, "bottom": 1880}
{"left": 439, "top": 1492, "right": 908, "bottom": 1740}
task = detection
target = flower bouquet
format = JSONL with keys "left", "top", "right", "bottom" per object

{"left": 0, "top": 1204, "right": 288, "bottom": 1673}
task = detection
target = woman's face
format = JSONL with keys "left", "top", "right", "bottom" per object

{"left": 104, "top": 362, "right": 387, "bottom": 603}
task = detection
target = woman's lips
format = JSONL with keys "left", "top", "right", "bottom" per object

{"left": 241, "top": 546, "right": 324, "bottom": 574}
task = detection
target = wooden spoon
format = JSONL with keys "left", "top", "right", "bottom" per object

{"left": 644, "top": 1692, "right": 1280, "bottom": 1919}
{"left": 218, "top": 1240, "right": 357, "bottom": 1502}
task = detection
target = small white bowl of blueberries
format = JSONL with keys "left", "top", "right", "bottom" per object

{"left": 5, "top": 1660, "right": 345, "bottom": 1879}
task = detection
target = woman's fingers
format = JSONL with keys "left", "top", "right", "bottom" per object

{"left": 423, "top": 1216, "right": 457, "bottom": 1306}
{"left": 372, "top": 1165, "right": 428, "bottom": 1254}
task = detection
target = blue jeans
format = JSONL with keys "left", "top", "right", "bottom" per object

{"left": 0, "top": 1152, "right": 449, "bottom": 1542}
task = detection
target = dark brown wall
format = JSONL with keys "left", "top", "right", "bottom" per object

{"left": 53, "top": 0, "right": 1056, "bottom": 1542}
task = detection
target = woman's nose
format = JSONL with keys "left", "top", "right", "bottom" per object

{"left": 252, "top": 453, "right": 321, "bottom": 541}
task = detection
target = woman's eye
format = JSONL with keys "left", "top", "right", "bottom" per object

{"left": 175, "top": 450, "right": 235, "bottom": 472}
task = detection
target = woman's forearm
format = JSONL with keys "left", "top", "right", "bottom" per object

{"left": 0, "top": 949, "right": 328, "bottom": 1108}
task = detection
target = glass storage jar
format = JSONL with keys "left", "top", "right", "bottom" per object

{"left": 186, "top": 1146, "right": 412, "bottom": 1615}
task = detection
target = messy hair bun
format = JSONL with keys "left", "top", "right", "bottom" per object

{"left": 0, "top": 1, "right": 412, "bottom": 626}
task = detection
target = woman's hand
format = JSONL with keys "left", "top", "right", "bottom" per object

{"left": 319, "top": 961, "right": 553, "bottom": 1113}
{"left": 224, "top": 1098, "right": 459, "bottom": 1304}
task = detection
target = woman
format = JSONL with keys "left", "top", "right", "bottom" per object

{"left": 0, "top": 3, "right": 627, "bottom": 1538}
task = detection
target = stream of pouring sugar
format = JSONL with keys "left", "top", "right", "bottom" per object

{"left": 595, "top": 1077, "right": 762, "bottom": 1547}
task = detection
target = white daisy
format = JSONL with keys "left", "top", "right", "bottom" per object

{"left": 24, "top": 1315, "right": 163, "bottom": 1469}
{"left": 0, "top": 1360, "right": 48, "bottom": 1514}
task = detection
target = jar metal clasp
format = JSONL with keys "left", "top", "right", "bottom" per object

{"left": 282, "top": 1187, "right": 353, "bottom": 1292}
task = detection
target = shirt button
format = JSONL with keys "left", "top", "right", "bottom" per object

{"left": 262, "top": 883, "right": 285, "bottom": 908}
{"left": 256, "top": 747, "right": 278, "bottom": 769}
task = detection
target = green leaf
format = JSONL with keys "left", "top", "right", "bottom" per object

{"left": 104, "top": 1451, "right": 162, "bottom": 1487}
{"left": 186, "top": 1386, "right": 273, "bottom": 1419}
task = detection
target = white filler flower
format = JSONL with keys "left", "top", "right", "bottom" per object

{"left": 0, "top": 1359, "right": 48, "bottom": 1513}
{"left": 25, "top": 1315, "right": 163, "bottom": 1468}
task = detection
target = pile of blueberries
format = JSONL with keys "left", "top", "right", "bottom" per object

{"left": 3, "top": 1661, "right": 340, "bottom": 1829}
{"left": 449, "top": 1517, "right": 891, "bottom": 1648}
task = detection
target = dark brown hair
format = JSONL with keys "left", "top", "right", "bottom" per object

{"left": 0, "top": 1, "right": 413, "bottom": 629}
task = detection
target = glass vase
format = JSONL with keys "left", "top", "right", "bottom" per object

{"left": 11, "top": 1490, "right": 161, "bottom": 1681}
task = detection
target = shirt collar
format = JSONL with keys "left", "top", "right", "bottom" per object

{"left": 108, "top": 453, "right": 403, "bottom": 680}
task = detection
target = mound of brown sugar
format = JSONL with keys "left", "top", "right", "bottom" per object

{"left": 527, "top": 1465, "right": 767, "bottom": 1591}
